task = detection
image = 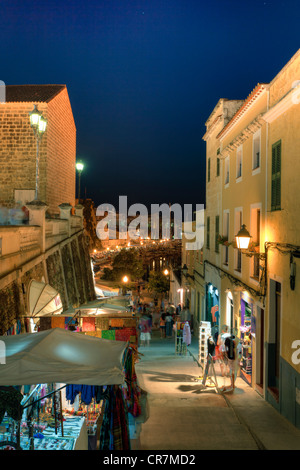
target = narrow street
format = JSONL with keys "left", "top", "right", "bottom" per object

{"left": 135, "top": 330, "right": 300, "bottom": 451}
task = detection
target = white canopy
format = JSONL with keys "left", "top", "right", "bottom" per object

{"left": 28, "top": 280, "right": 63, "bottom": 317}
{"left": 0, "top": 328, "right": 127, "bottom": 386}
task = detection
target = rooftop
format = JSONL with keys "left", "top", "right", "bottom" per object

{"left": 5, "top": 84, "right": 66, "bottom": 103}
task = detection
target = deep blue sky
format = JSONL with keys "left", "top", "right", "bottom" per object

{"left": 1, "top": 0, "right": 299, "bottom": 210}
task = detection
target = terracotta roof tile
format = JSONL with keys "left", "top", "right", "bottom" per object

{"left": 5, "top": 84, "right": 66, "bottom": 103}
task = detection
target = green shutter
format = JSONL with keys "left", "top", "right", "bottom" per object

{"left": 206, "top": 217, "right": 210, "bottom": 249}
{"left": 215, "top": 215, "right": 219, "bottom": 253}
{"left": 271, "top": 141, "right": 281, "bottom": 211}
{"left": 216, "top": 157, "right": 220, "bottom": 177}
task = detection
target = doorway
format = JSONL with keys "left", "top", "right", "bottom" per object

{"left": 256, "top": 307, "right": 265, "bottom": 392}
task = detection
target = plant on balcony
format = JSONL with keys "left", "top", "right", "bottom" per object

{"left": 217, "top": 235, "right": 233, "bottom": 247}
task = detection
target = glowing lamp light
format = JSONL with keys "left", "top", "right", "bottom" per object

{"left": 122, "top": 276, "right": 129, "bottom": 283}
{"left": 29, "top": 105, "right": 42, "bottom": 128}
{"left": 38, "top": 115, "right": 47, "bottom": 133}
{"left": 235, "top": 224, "right": 251, "bottom": 250}
{"left": 76, "top": 161, "right": 84, "bottom": 172}
{"left": 164, "top": 269, "right": 169, "bottom": 276}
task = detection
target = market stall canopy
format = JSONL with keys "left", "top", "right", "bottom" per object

{"left": 28, "top": 280, "right": 63, "bottom": 317}
{"left": 0, "top": 328, "right": 127, "bottom": 386}
{"left": 62, "top": 298, "right": 131, "bottom": 317}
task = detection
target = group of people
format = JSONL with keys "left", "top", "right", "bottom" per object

{"left": 135, "top": 300, "right": 179, "bottom": 347}
{"left": 208, "top": 326, "right": 242, "bottom": 391}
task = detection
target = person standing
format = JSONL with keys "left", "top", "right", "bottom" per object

{"left": 224, "top": 334, "right": 239, "bottom": 390}
{"left": 139, "top": 314, "right": 151, "bottom": 347}
{"left": 165, "top": 313, "right": 173, "bottom": 338}
{"left": 159, "top": 313, "right": 166, "bottom": 338}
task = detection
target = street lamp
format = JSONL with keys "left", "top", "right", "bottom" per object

{"left": 29, "top": 105, "right": 47, "bottom": 200}
{"left": 235, "top": 224, "right": 251, "bottom": 250}
{"left": 163, "top": 269, "right": 169, "bottom": 276}
{"left": 76, "top": 160, "right": 84, "bottom": 202}
{"left": 122, "top": 275, "right": 129, "bottom": 295}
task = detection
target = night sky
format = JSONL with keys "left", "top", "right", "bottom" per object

{"left": 1, "top": 0, "right": 299, "bottom": 211}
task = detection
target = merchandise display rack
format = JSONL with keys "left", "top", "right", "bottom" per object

{"left": 198, "top": 321, "right": 211, "bottom": 369}
{"left": 175, "top": 322, "right": 187, "bottom": 355}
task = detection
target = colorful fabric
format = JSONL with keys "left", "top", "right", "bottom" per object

{"left": 123, "top": 319, "right": 136, "bottom": 328}
{"left": 85, "top": 330, "right": 102, "bottom": 338}
{"left": 99, "top": 386, "right": 130, "bottom": 450}
{"left": 39, "top": 317, "right": 52, "bottom": 331}
{"left": 95, "top": 317, "right": 109, "bottom": 330}
{"left": 51, "top": 316, "right": 65, "bottom": 329}
{"left": 101, "top": 330, "right": 116, "bottom": 341}
{"left": 82, "top": 317, "right": 95, "bottom": 332}
{"left": 115, "top": 328, "right": 136, "bottom": 342}
{"left": 110, "top": 318, "right": 124, "bottom": 328}
{"left": 124, "top": 348, "right": 141, "bottom": 418}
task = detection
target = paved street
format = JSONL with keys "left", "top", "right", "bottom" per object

{"left": 135, "top": 331, "right": 300, "bottom": 451}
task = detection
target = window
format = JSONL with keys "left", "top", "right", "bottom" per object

{"left": 223, "top": 211, "right": 229, "bottom": 266}
{"left": 253, "top": 131, "right": 261, "bottom": 170}
{"left": 208, "top": 158, "right": 211, "bottom": 182}
{"left": 236, "top": 146, "right": 242, "bottom": 179}
{"left": 234, "top": 210, "right": 242, "bottom": 272}
{"left": 250, "top": 207, "right": 261, "bottom": 280}
{"left": 206, "top": 217, "right": 210, "bottom": 250}
{"left": 215, "top": 215, "right": 220, "bottom": 253}
{"left": 225, "top": 157, "right": 229, "bottom": 185}
{"left": 271, "top": 140, "right": 281, "bottom": 211}
{"left": 216, "top": 149, "right": 220, "bottom": 177}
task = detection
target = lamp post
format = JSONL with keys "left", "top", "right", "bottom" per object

{"left": 29, "top": 105, "right": 47, "bottom": 200}
{"left": 76, "top": 161, "right": 84, "bottom": 203}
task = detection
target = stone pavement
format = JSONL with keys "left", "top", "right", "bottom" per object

{"left": 135, "top": 330, "right": 300, "bottom": 450}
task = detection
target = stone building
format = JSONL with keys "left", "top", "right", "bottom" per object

{"left": 0, "top": 84, "right": 76, "bottom": 214}
{"left": 0, "top": 84, "right": 96, "bottom": 336}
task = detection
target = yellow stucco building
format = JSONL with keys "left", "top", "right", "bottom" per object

{"left": 203, "top": 49, "right": 300, "bottom": 428}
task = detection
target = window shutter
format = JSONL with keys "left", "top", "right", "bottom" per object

{"left": 208, "top": 158, "right": 211, "bottom": 182}
{"left": 271, "top": 141, "right": 281, "bottom": 211}
{"left": 206, "top": 217, "right": 210, "bottom": 249}
{"left": 215, "top": 215, "right": 219, "bottom": 253}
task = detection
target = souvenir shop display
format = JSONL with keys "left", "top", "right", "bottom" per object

{"left": 240, "top": 329, "right": 252, "bottom": 376}
{"left": 199, "top": 321, "right": 211, "bottom": 368}
{"left": 0, "top": 322, "right": 143, "bottom": 451}
{"left": 175, "top": 321, "right": 191, "bottom": 355}
{"left": 39, "top": 312, "right": 139, "bottom": 351}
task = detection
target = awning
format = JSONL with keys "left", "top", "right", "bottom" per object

{"left": 0, "top": 328, "right": 127, "bottom": 386}
{"left": 28, "top": 280, "right": 63, "bottom": 317}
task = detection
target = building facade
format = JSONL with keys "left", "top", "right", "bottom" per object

{"left": 203, "top": 49, "right": 300, "bottom": 428}
{"left": 0, "top": 85, "right": 76, "bottom": 215}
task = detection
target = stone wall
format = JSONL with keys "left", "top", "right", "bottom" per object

{"left": 0, "top": 280, "right": 23, "bottom": 335}
{"left": 0, "top": 205, "right": 96, "bottom": 334}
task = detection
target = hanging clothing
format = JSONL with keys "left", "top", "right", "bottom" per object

{"left": 0, "top": 386, "right": 23, "bottom": 424}
{"left": 99, "top": 386, "right": 130, "bottom": 451}
{"left": 182, "top": 322, "right": 191, "bottom": 346}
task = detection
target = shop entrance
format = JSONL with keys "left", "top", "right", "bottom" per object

{"left": 268, "top": 279, "right": 282, "bottom": 402}
{"left": 256, "top": 307, "right": 264, "bottom": 392}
